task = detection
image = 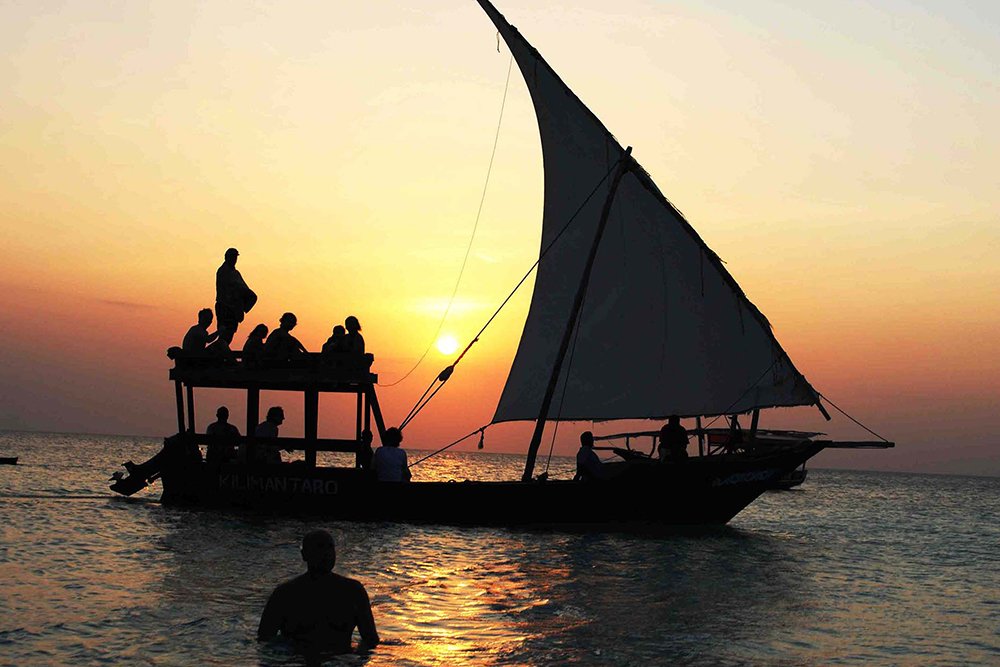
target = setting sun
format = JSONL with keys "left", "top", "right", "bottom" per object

{"left": 435, "top": 336, "right": 459, "bottom": 355}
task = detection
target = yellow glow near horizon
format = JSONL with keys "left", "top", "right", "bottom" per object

{"left": 435, "top": 336, "right": 459, "bottom": 356}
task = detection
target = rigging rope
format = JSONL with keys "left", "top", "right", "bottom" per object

{"left": 379, "top": 55, "right": 514, "bottom": 387}
{"left": 393, "top": 155, "right": 625, "bottom": 434}
{"left": 409, "top": 426, "right": 487, "bottom": 468}
{"left": 817, "top": 392, "right": 891, "bottom": 443}
{"left": 544, "top": 278, "right": 590, "bottom": 473}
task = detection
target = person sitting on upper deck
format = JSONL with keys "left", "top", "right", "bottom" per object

{"left": 323, "top": 324, "right": 347, "bottom": 356}
{"left": 182, "top": 308, "right": 219, "bottom": 353}
{"left": 372, "top": 427, "right": 410, "bottom": 482}
{"left": 242, "top": 323, "right": 269, "bottom": 366}
{"left": 344, "top": 316, "right": 364, "bottom": 354}
{"left": 250, "top": 406, "right": 285, "bottom": 465}
{"left": 206, "top": 406, "right": 240, "bottom": 464}
{"left": 658, "top": 415, "right": 689, "bottom": 463}
{"left": 574, "top": 431, "right": 604, "bottom": 481}
{"left": 265, "top": 313, "right": 308, "bottom": 360}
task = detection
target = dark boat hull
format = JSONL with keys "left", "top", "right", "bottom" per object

{"left": 155, "top": 444, "right": 823, "bottom": 527}
{"left": 0, "top": 457, "right": 17, "bottom": 465}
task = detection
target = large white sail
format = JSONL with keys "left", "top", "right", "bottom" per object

{"left": 478, "top": 0, "right": 820, "bottom": 423}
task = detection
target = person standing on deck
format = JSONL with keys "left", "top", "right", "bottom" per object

{"left": 574, "top": 431, "right": 604, "bottom": 481}
{"left": 215, "top": 247, "right": 257, "bottom": 344}
{"left": 205, "top": 406, "right": 240, "bottom": 463}
{"left": 658, "top": 416, "right": 689, "bottom": 463}
{"left": 182, "top": 308, "right": 218, "bottom": 352}
{"left": 258, "top": 529, "right": 379, "bottom": 654}
{"left": 372, "top": 427, "right": 410, "bottom": 481}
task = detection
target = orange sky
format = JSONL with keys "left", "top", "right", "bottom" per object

{"left": 1, "top": 0, "right": 998, "bottom": 475}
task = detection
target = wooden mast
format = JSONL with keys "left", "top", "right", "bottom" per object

{"left": 521, "top": 147, "right": 633, "bottom": 482}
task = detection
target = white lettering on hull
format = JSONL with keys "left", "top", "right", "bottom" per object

{"left": 218, "top": 474, "right": 338, "bottom": 495}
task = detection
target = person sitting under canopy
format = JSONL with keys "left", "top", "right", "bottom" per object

{"left": 574, "top": 431, "right": 604, "bottom": 481}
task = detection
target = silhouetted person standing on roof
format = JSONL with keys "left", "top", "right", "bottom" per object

{"left": 265, "top": 313, "right": 308, "bottom": 360}
{"left": 216, "top": 247, "right": 257, "bottom": 345}
{"left": 258, "top": 529, "right": 379, "bottom": 654}
{"left": 182, "top": 308, "right": 219, "bottom": 352}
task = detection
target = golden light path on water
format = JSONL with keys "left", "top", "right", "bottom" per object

{"left": 1, "top": 432, "right": 999, "bottom": 666}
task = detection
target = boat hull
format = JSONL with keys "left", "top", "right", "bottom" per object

{"left": 156, "top": 444, "right": 823, "bottom": 527}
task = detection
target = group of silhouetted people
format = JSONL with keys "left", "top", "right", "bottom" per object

{"left": 177, "top": 248, "right": 367, "bottom": 367}
{"left": 574, "top": 416, "right": 690, "bottom": 480}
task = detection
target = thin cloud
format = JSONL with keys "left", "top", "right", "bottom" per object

{"left": 98, "top": 299, "right": 155, "bottom": 310}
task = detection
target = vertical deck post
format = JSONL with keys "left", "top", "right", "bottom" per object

{"left": 246, "top": 388, "right": 259, "bottom": 435}
{"left": 174, "top": 379, "right": 185, "bottom": 434}
{"left": 356, "top": 391, "right": 363, "bottom": 444}
{"left": 304, "top": 389, "right": 318, "bottom": 467}
{"left": 749, "top": 408, "right": 760, "bottom": 443}
{"left": 186, "top": 384, "right": 195, "bottom": 434}
{"left": 522, "top": 148, "right": 633, "bottom": 482}
{"left": 365, "top": 385, "right": 388, "bottom": 443}
{"left": 696, "top": 416, "right": 705, "bottom": 457}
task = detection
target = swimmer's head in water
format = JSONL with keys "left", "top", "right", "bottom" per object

{"left": 301, "top": 529, "right": 336, "bottom": 575}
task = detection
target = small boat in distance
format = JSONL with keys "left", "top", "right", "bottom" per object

{"left": 0, "top": 457, "right": 17, "bottom": 465}
{"left": 109, "top": 0, "right": 892, "bottom": 528}
{"left": 771, "top": 464, "right": 808, "bottom": 490}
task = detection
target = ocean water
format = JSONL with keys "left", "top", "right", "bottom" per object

{"left": 0, "top": 431, "right": 998, "bottom": 666}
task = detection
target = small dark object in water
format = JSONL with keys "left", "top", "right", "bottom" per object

{"left": 0, "top": 457, "right": 17, "bottom": 465}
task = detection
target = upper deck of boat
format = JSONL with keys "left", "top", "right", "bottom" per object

{"left": 169, "top": 351, "right": 377, "bottom": 392}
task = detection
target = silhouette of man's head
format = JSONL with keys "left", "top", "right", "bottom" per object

{"left": 280, "top": 313, "right": 297, "bottom": 330}
{"left": 225, "top": 248, "right": 239, "bottom": 264}
{"left": 267, "top": 406, "right": 284, "bottom": 425}
{"left": 384, "top": 427, "right": 403, "bottom": 448}
{"left": 332, "top": 325, "right": 346, "bottom": 336}
{"left": 361, "top": 429, "right": 373, "bottom": 445}
{"left": 216, "top": 406, "right": 229, "bottom": 422}
{"left": 345, "top": 316, "right": 361, "bottom": 333}
{"left": 668, "top": 415, "right": 680, "bottom": 427}
{"left": 198, "top": 308, "right": 213, "bottom": 327}
{"left": 580, "top": 431, "right": 594, "bottom": 448}
{"left": 250, "top": 323, "right": 268, "bottom": 339}
{"left": 301, "top": 529, "right": 336, "bottom": 576}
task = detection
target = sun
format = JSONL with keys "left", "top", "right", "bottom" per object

{"left": 435, "top": 335, "right": 459, "bottom": 355}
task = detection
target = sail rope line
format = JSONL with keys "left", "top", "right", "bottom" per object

{"left": 543, "top": 280, "right": 590, "bottom": 474}
{"left": 395, "top": 155, "right": 626, "bottom": 434}
{"left": 379, "top": 54, "right": 514, "bottom": 388}
{"left": 408, "top": 425, "right": 488, "bottom": 468}
{"left": 816, "top": 392, "right": 890, "bottom": 443}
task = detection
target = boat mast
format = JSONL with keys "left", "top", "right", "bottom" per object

{"left": 521, "top": 147, "right": 633, "bottom": 482}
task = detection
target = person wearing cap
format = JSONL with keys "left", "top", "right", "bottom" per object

{"left": 215, "top": 247, "right": 257, "bottom": 345}
{"left": 265, "top": 312, "right": 308, "bottom": 360}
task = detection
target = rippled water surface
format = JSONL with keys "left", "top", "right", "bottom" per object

{"left": 1, "top": 431, "right": 998, "bottom": 666}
